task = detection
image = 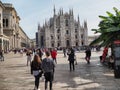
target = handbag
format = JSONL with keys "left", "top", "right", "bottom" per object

{"left": 33, "top": 70, "right": 40, "bottom": 76}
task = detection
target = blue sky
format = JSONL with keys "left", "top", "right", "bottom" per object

{"left": 1, "top": 0, "right": 120, "bottom": 39}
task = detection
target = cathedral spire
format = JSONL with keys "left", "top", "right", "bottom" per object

{"left": 69, "top": 9, "right": 71, "bottom": 15}
{"left": 60, "top": 8, "right": 61, "bottom": 15}
{"left": 71, "top": 8, "right": 73, "bottom": 15}
{"left": 59, "top": 8, "right": 63, "bottom": 15}
{"left": 78, "top": 15, "right": 80, "bottom": 23}
{"left": 69, "top": 8, "right": 73, "bottom": 15}
{"left": 43, "top": 23, "right": 45, "bottom": 28}
{"left": 38, "top": 23, "right": 40, "bottom": 31}
{"left": 84, "top": 20, "right": 88, "bottom": 29}
{"left": 45, "top": 20, "right": 47, "bottom": 26}
{"left": 53, "top": 5, "right": 56, "bottom": 16}
{"left": 62, "top": 8, "right": 63, "bottom": 15}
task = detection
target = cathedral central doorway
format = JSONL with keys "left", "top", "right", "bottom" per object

{"left": 66, "top": 40, "right": 70, "bottom": 47}
{"left": 41, "top": 36, "right": 44, "bottom": 47}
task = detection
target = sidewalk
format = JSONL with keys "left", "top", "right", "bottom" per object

{"left": 0, "top": 51, "right": 120, "bottom": 90}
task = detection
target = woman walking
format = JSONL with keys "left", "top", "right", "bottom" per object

{"left": 31, "top": 54, "right": 43, "bottom": 90}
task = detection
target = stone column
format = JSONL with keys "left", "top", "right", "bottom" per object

{"left": 60, "top": 15, "right": 66, "bottom": 48}
{"left": 69, "top": 15, "right": 75, "bottom": 47}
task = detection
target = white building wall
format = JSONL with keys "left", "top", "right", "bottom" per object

{"left": 38, "top": 9, "right": 88, "bottom": 48}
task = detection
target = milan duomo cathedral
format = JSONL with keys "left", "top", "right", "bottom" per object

{"left": 37, "top": 7, "right": 88, "bottom": 48}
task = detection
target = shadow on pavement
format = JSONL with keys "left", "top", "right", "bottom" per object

{"left": 53, "top": 55, "right": 116, "bottom": 90}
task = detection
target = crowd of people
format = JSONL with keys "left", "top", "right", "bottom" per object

{"left": 27, "top": 46, "right": 92, "bottom": 90}
{"left": 24, "top": 47, "right": 74, "bottom": 90}
{"left": 0, "top": 47, "right": 92, "bottom": 90}
{"left": 0, "top": 45, "right": 115, "bottom": 90}
{"left": 30, "top": 48, "right": 56, "bottom": 90}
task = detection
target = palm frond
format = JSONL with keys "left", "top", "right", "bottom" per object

{"left": 100, "top": 32, "right": 115, "bottom": 46}
{"left": 92, "top": 29, "right": 101, "bottom": 34}
{"left": 91, "top": 7, "right": 120, "bottom": 47}
{"left": 105, "top": 27, "right": 120, "bottom": 32}
{"left": 113, "top": 7, "right": 120, "bottom": 17}
{"left": 106, "top": 11, "right": 114, "bottom": 17}
{"left": 99, "top": 16, "right": 108, "bottom": 20}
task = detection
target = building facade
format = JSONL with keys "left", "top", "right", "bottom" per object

{"left": 30, "top": 38, "right": 36, "bottom": 49}
{"left": 0, "top": 1, "right": 31, "bottom": 52}
{"left": 0, "top": 1, "right": 9, "bottom": 52}
{"left": 37, "top": 7, "right": 88, "bottom": 48}
{"left": 88, "top": 35, "right": 99, "bottom": 45}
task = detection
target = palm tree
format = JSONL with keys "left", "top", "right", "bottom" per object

{"left": 90, "top": 7, "right": 120, "bottom": 47}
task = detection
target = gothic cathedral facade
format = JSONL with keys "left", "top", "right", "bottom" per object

{"left": 37, "top": 7, "right": 88, "bottom": 48}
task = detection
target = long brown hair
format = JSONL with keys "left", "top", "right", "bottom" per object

{"left": 33, "top": 54, "right": 42, "bottom": 64}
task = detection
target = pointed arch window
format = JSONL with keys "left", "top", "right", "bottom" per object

{"left": 51, "top": 35, "right": 53, "bottom": 39}
{"left": 81, "top": 41, "right": 84, "bottom": 46}
{"left": 66, "top": 40, "right": 70, "bottom": 46}
{"left": 75, "top": 29, "right": 77, "bottom": 33}
{"left": 52, "top": 43, "right": 54, "bottom": 47}
{"left": 57, "top": 29, "right": 60, "bottom": 33}
{"left": 81, "top": 34, "right": 83, "bottom": 39}
{"left": 76, "top": 42, "right": 78, "bottom": 46}
{"left": 65, "top": 19, "right": 68, "bottom": 26}
{"left": 66, "top": 30, "right": 69, "bottom": 34}
{"left": 58, "top": 36, "right": 60, "bottom": 39}
{"left": 57, "top": 43, "right": 60, "bottom": 47}
{"left": 75, "top": 35, "right": 77, "bottom": 39}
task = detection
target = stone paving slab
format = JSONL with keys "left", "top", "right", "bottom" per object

{"left": 0, "top": 51, "right": 120, "bottom": 90}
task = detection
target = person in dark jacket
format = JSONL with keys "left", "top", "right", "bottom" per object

{"left": 42, "top": 51, "right": 55, "bottom": 90}
{"left": 67, "top": 48, "right": 75, "bottom": 71}
{"left": 85, "top": 47, "right": 91, "bottom": 64}
{"left": 31, "top": 54, "right": 43, "bottom": 90}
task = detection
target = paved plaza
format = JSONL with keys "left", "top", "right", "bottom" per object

{"left": 0, "top": 51, "right": 120, "bottom": 90}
